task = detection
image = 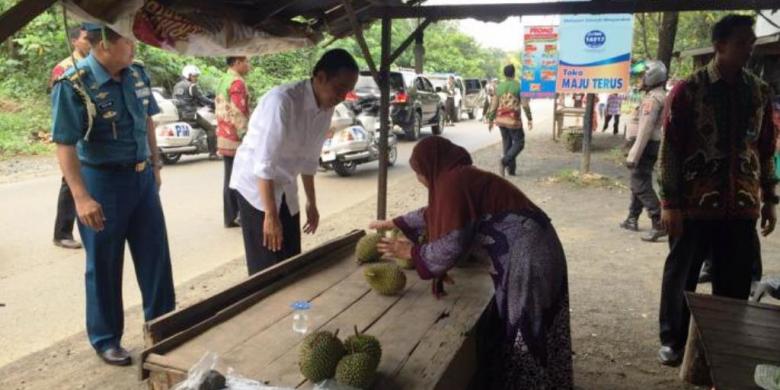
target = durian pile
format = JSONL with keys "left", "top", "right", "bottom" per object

{"left": 299, "top": 327, "right": 382, "bottom": 389}
{"left": 355, "top": 230, "right": 408, "bottom": 295}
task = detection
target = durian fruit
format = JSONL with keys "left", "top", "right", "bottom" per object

{"left": 355, "top": 233, "right": 382, "bottom": 264}
{"left": 299, "top": 329, "right": 346, "bottom": 383}
{"left": 364, "top": 263, "right": 406, "bottom": 295}
{"left": 394, "top": 257, "right": 415, "bottom": 270}
{"left": 344, "top": 325, "right": 382, "bottom": 369}
{"left": 334, "top": 352, "right": 376, "bottom": 389}
{"left": 198, "top": 369, "right": 226, "bottom": 390}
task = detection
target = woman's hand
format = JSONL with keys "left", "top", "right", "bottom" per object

{"left": 368, "top": 220, "right": 396, "bottom": 231}
{"left": 377, "top": 236, "right": 413, "bottom": 260}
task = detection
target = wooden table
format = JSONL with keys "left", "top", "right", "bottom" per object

{"left": 686, "top": 292, "right": 780, "bottom": 390}
{"left": 553, "top": 107, "right": 585, "bottom": 140}
{"left": 141, "top": 231, "right": 494, "bottom": 389}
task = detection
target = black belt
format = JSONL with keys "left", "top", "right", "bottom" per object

{"left": 81, "top": 160, "right": 149, "bottom": 172}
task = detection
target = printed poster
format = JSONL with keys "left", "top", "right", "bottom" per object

{"left": 521, "top": 25, "right": 558, "bottom": 98}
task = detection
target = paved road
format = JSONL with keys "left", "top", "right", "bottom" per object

{"left": 0, "top": 102, "right": 553, "bottom": 366}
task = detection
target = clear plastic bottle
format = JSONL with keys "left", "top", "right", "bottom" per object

{"left": 291, "top": 300, "right": 311, "bottom": 335}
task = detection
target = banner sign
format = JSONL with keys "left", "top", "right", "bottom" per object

{"left": 521, "top": 26, "right": 558, "bottom": 98}
{"left": 556, "top": 14, "right": 633, "bottom": 94}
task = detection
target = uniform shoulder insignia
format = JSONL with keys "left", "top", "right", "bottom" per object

{"left": 53, "top": 68, "right": 87, "bottom": 85}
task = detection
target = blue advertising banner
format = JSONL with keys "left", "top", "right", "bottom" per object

{"left": 556, "top": 14, "right": 634, "bottom": 94}
{"left": 521, "top": 25, "right": 558, "bottom": 98}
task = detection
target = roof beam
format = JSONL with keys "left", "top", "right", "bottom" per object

{"left": 0, "top": 0, "right": 57, "bottom": 43}
{"left": 342, "top": 0, "right": 380, "bottom": 81}
{"left": 369, "top": 1, "right": 780, "bottom": 20}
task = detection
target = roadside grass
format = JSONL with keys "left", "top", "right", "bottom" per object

{"left": 0, "top": 97, "right": 53, "bottom": 158}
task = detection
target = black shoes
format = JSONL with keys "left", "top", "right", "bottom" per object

{"left": 658, "top": 345, "right": 682, "bottom": 367}
{"left": 97, "top": 346, "right": 132, "bottom": 366}
{"left": 53, "top": 238, "right": 82, "bottom": 249}
{"left": 619, "top": 217, "right": 639, "bottom": 231}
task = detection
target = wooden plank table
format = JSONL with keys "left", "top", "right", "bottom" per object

{"left": 141, "top": 231, "right": 494, "bottom": 389}
{"left": 686, "top": 292, "right": 780, "bottom": 390}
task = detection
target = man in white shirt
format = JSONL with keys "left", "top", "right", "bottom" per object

{"left": 230, "top": 49, "right": 359, "bottom": 275}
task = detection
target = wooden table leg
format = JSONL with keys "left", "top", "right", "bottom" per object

{"left": 680, "top": 318, "right": 713, "bottom": 387}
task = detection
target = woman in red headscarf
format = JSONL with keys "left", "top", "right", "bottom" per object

{"left": 371, "top": 136, "right": 572, "bottom": 389}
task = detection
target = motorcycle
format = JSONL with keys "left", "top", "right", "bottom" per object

{"left": 320, "top": 103, "right": 398, "bottom": 177}
{"left": 151, "top": 88, "right": 217, "bottom": 165}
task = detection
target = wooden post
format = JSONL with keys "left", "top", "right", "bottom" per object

{"left": 414, "top": 30, "right": 424, "bottom": 74}
{"left": 680, "top": 318, "right": 713, "bottom": 387}
{"left": 377, "top": 15, "right": 391, "bottom": 220}
{"left": 341, "top": 0, "right": 379, "bottom": 81}
{"left": 0, "top": 0, "right": 56, "bottom": 43}
{"left": 552, "top": 93, "right": 558, "bottom": 140}
{"left": 581, "top": 93, "right": 595, "bottom": 173}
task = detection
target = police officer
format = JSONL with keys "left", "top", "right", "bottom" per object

{"left": 622, "top": 60, "right": 668, "bottom": 242}
{"left": 51, "top": 25, "right": 91, "bottom": 249}
{"left": 173, "top": 64, "right": 217, "bottom": 159}
{"left": 51, "top": 24, "right": 175, "bottom": 366}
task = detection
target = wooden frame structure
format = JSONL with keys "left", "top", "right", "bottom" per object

{"left": 1, "top": 0, "right": 776, "bottom": 217}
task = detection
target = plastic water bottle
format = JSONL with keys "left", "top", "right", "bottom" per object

{"left": 291, "top": 300, "right": 311, "bottom": 335}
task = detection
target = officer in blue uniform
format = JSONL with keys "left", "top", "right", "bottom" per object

{"left": 51, "top": 23, "right": 175, "bottom": 366}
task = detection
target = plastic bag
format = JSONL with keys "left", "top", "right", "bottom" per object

{"left": 172, "top": 352, "right": 294, "bottom": 390}
{"left": 755, "top": 364, "right": 780, "bottom": 390}
{"left": 312, "top": 379, "right": 362, "bottom": 390}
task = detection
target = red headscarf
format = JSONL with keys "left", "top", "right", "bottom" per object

{"left": 409, "top": 136, "right": 539, "bottom": 242}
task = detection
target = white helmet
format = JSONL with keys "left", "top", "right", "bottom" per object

{"left": 643, "top": 60, "right": 667, "bottom": 88}
{"left": 181, "top": 64, "right": 201, "bottom": 79}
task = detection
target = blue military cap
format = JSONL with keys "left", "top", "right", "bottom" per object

{"left": 81, "top": 22, "right": 103, "bottom": 32}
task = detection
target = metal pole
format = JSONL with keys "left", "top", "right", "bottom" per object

{"left": 581, "top": 93, "right": 595, "bottom": 173}
{"left": 377, "top": 15, "right": 391, "bottom": 220}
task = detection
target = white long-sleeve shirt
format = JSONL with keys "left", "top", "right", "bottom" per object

{"left": 230, "top": 79, "right": 334, "bottom": 215}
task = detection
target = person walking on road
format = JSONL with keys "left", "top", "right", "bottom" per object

{"left": 50, "top": 25, "right": 91, "bottom": 249}
{"left": 656, "top": 15, "right": 777, "bottom": 366}
{"left": 488, "top": 64, "right": 532, "bottom": 177}
{"left": 51, "top": 24, "right": 175, "bottom": 366}
{"left": 215, "top": 57, "right": 250, "bottom": 228}
{"left": 602, "top": 93, "right": 623, "bottom": 134}
{"left": 229, "top": 49, "right": 359, "bottom": 275}
{"left": 620, "top": 61, "right": 668, "bottom": 242}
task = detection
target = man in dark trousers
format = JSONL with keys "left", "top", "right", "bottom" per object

{"left": 620, "top": 60, "right": 668, "bottom": 242}
{"left": 230, "top": 49, "right": 359, "bottom": 275}
{"left": 50, "top": 25, "right": 91, "bottom": 249}
{"left": 656, "top": 14, "right": 777, "bottom": 366}
{"left": 215, "top": 57, "right": 250, "bottom": 227}
{"left": 51, "top": 24, "right": 175, "bottom": 366}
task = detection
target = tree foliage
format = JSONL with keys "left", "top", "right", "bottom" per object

{"left": 632, "top": 10, "right": 754, "bottom": 77}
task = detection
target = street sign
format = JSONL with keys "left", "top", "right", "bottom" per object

{"left": 556, "top": 14, "right": 634, "bottom": 93}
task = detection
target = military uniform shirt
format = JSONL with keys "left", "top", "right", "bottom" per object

{"left": 51, "top": 54, "right": 160, "bottom": 165}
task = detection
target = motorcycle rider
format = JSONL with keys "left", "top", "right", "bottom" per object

{"left": 173, "top": 65, "right": 218, "bottom": 159}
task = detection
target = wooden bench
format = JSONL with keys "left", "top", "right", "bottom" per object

{"left": 140, "top": 230, "right": 494, "bottom": 389}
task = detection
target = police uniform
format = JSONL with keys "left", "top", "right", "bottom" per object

{"left": 625, "top": 86, "right": 665, "bottom": 236}
{"left": 51, "top": 53, "right": 175, "bottom": 353}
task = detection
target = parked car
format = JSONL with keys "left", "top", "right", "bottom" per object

{"left": 462, "top": 78, "right": 486, "bottom": 119}
{"left": 346, "top": 70, "right": 444, "bottom": 140}
{"left": 426, "top": 73, "right": 465, "bottom": 122}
